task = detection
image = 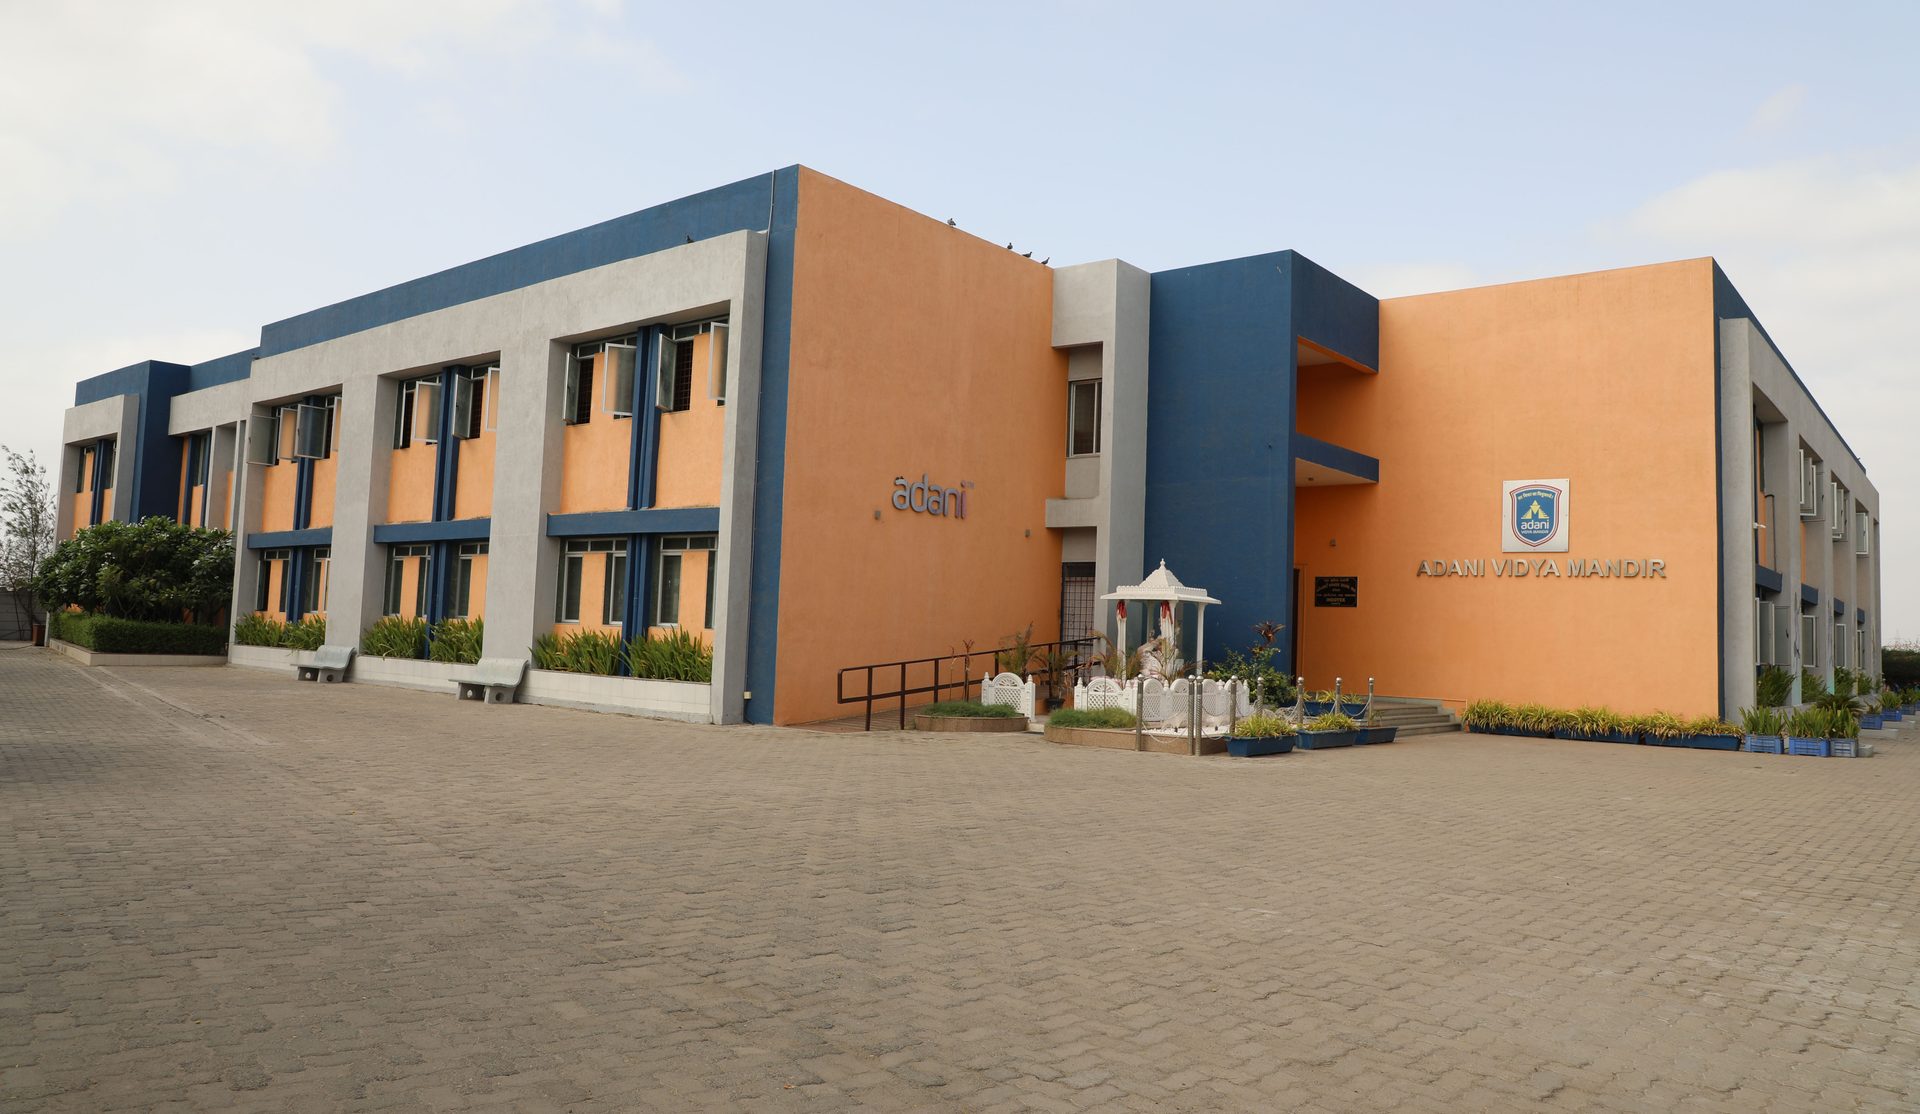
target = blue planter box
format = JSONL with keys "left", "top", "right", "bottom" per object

{"left": 1303, "top": 701, "right": 1333, "bottom": 717}
{"left": 1744, "top": 734, "right": 1783, "bottom": 754}
{"left": 1355, "top": 726, "right": 1398, "bottom": 745}
{"left": 1296, "top": 729, "right": 1358, "bottom": 750}
{"left": 1685, "top": 733, "right": 1742, "bottom": 751}
{"left": 1859, "top": 714, "right": 1884, "bottom": 730}
{"left": 1228, "top": 734, "right": 1296, "bottom": 758}
{"left": 1882, "top": 710, "right": 1902, "bottom": 721}
{"left": 1786, "top": 736, "right": 1830, "bottom": 757}
{"left": 1339, "top": 702, "right": 1368, "bottom": 718}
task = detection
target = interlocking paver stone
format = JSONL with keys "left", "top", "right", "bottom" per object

{"left": 3, "top": 646, "right": 1919, "bottom": 1110}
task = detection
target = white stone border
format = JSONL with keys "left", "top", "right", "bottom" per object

{"left": 46, "top": 638, "right": 228, "bottom": 668}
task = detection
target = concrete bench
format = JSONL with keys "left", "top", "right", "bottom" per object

{"left": 456, "top": 658, "right": 526, "bottom": 705}
{"left": 296, "top": 645, "right": 354, "bottom": 684}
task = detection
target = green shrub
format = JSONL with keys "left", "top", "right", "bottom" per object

{"left": 1682, "top": 714, "right": 1741, "bottom": 737}
{"left": 921, "top": 700, "right": 1021, "bottom": 718}
{"left": 1881, "top": 648, "right": 1920, "bottom": 688}
{"left": 1628, "top": 711, "right": 1687, "bottom": 740}
{"left": 623, "top": 627, "right": 712, "bottom": 682}
{"left": 31, "top": 517, "right": 233, "bottom": 620}
{"left": 1738, "top": 706, "right": 1784, "bottom": 735}
{"left": 1800, "top": 669, "right": 1829, "bottom": 700}
{"left": 49, "top": 610, "right": 226, "bottom": 655}
{"left": 1048, "top": 706, "right": 1137, "bottom": 729}
{"left": 361, "top": 615, "right": 428, "bottom": 659}
{"left": 1461, "top": 700, "right": 1512, "bottom": 731}
{"left": 1755, "top": 666, "right": 1793, "bottom": 707}
{"left": 232, "top": 612, "right": 289, "bottom": 647}
{"left": 531, "top": 629, "right": 619, "bottom": 674}
{"left": 428, "top": 618, "right": 484, "bottom": 664}
{"left": 1231, "top": 712, "right": 1295, "bottom": 738}
{"left": 1305, "top": 711, "right": 1358, "bottom": 732}
{"left": 283, "top": 614, "right": 327, "bottom": 651}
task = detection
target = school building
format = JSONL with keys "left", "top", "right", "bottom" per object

{"left": 54, "top": 166, "right": 1882, "bottom": 724}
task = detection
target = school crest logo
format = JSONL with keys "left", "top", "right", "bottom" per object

{"left": 1501, "top": 479, "right": 1570, "bottom": 553}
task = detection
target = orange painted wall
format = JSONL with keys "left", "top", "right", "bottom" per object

{"left": 394, "top": 555, "right": 427, "bottom": 620}
{"left": 177, "top": 441, "right": 191, "bottom": 523}
{"left": 454, "top": 424, "right": 495, "bottom": 519}
{"left": 308, "top": 455, "right": 336, "bottom": 530}
{"left": 461, "top": 554, "right": 489, "bottom": 620}
{"left": 99, "top": 487, "right": 114, "bottom": 522}
{"left": 263, "top": 558, "right": 287, "bottom": 622}
{"left": 654, "top": 332, "right": 725, "bottom": 508}
{"left": 772, "top": 169, "right": 1065, "bottom": 725}
{"left": 387, "top": 445, "right": 436, "bottom": 523}
{"left": 259, "top": 461, "right": 297, "bottom": 533}
{"left": 559, "top": 359, "right": 632, "bottom": 514}
{"left": 1291, "top": 259, "right": 1721, "bottom": 716}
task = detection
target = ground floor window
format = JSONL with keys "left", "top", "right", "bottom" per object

{"left": 451, "top": 541, "right": 488, "bottom": 619}
{"left": 557, "top": 538, "right": 625, "bottom": 624}
{"left": 655, "top": 534, "right": 716, "bottom": 629}
{"left": 303, "top": 547, "right": 330, "bottom": 616}
{"left": 257, "top": 549, "right": 291, "bottom": 615}
{"left": 1061, "top": 562, "right": 1096, "bottom": 644}
{"left": 384, "top": 544, "right": 432, "bottom": 618}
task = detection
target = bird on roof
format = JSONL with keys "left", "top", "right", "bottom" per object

{"left": 685, "top": 235, "right": 693, "bottom": 244}
{"left": 1005, "top": 242, "right": 1013, "bottom": 250}
{"left": 1040, "top": 257, "right": 1050, "bottom": 265}
{"left": 946, "top": 218, "right": 956, "bottom": 227}
{"left": 1022, "top": 251, "right": 1032, "bottom": 259}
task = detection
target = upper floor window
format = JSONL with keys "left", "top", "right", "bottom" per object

{"left": 1068, "top": 380, "right": 1101, "bottom": 456}
{"left": 453, "top": 364, "right": 497, "bottom": 440}
{"left": 74, "top": 448, "right": 89, "bottom": 493}
{"left": 96, "top": 439, "right": 116, "bottom": 484}
{"left": 1829, "top": 480, "right": 1847, "bottom": 541}
{"left": 1855, "top": 510, "right": 1871, "bottom": 557}
{"left": 657, "top": 320, "right": 728, "bottom": 412}
{"left": 565, "top": 335, "right": 637, "bottom": 425}
{"left": 293, "top": 396, "right": 338, "bottom": 460}
{"left": 1797, "top": 449, "right": 1820, "bottom": 518}
{"left": 394, "top": 377, "right": 440, "bottom": 449}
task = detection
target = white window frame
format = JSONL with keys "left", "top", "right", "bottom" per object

{"left": 1829, "top": 480, "right": 1845, "bottom": 540}
{"left": 603, "top": 343, "right": 637, "bottom": 419}
{"left": 293, "top": 403, "right": 326, "bottom": 460}
{"left": 1800, "top": 612, "right": 1818, "bottom": 670}
{"left": 246, "top": 416, "right": 277, "bottom": 466}
{"left": 1855, "top": 511, "right": 1871, "bottom": 557}
{"left": 708, "top": 320, "right": 730, "bottom": 403}
{"left": 1797, "top": 450, "right": 1819, "bottom": 518}
{"left": 1068, "top": 379, "right": 1102, "bottom": 457}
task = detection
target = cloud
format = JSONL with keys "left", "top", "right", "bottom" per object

{"left": 1341, "top": 262, "right": 1481, "bottom": 299}
{"left": 0, "top": 0, "right": 665, "bottom": 236}
{"left": 1746, "top": 83, "right": 1807, "bottom": 134}
{"left": 1614, "top": 151, "right": 1920, "bottom": 636}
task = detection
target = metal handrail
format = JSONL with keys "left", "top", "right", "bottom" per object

{"left": 836, "top": 637, "right": 1099, "bottom": 730}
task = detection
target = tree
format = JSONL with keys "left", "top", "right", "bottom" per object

{"left": 30, "top": 517, "right": 234, "bottom": 622}
{"left": 0, "top": 446, "right": 55, "bottom": 592}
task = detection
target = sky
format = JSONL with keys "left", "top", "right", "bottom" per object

{"left": 1, "top": 0, "right": 1914, "bottom": 634}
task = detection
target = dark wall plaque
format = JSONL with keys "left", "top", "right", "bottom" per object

{"left": 1314, "top": 576, "right": 1358, "bottom": 608}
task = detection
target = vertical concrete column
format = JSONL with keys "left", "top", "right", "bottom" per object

{"left": 207, "top": 424, "right": 237, "bottom": 536}
{"left": 1716, "top": 339, "right": 1757, "bottom": 718}
{"left": 227, "top": 416, "right": 266, "bottom": 623}
{"left": 710, "top": 231, "right": 768, "bottom": 724}
{"left": 109, "top": 396, "right": 139, "bottom": 522}
{"left": 324, "top": 375, "right": 392, "bottom": 649}
{"left": 484, "top": 337, "right": 567, "bottom": 663}
{"left": 53, "top": 445, "right": 79, "bottom": 542}
{"left": 1804, "top": 438, "right": 1833, "bottom": 689}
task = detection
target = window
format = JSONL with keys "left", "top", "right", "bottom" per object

{"left": 96, "top": 439, "right": 116, "bottom": 486}
{"left": 565, "top": 345, "right": 596, "bottom": 425}
{"left": 452, "top": 541, "right": 487, "bottom": 618}
{"left": 294, "top": 402, "right": 327, "bottom": 459}
{"left": 1856, "top": 511, "right": 1871, "bottom": 557}
{"left": 556, "top": 537, "right": 624, "bottom": 623}
{"left": 395, "top": 378, "right": 417, "bottom": 448}
{"left": 655, "top": 322, "right": 722, "bottom": 413}
{"left": 192, "top": 432, "right": 211, "bottom": 485}
{"left": 74, "top": 449, "right": 88, "bottom": 493}
{"left": 303, "top": 547, "right": 330, "bottom": 615}
{"left": 395, "top": 377, "right": 440, "bottom": 448}
{"left": 603, "top": 545, "right": 627, "bottom": 625}
{"left": 604, "top": 344, "right": 636, "bottom": 418}
{"left": 256, "top": 549, "right": 289, "bottom": 613}
{"left": 383, "top": 544, "right": 431, "bottom": 617}
{"left": 1797, "top": 450, "right": 1820, "bottom": 518}
{"left": 1800, "top": 612, "right": 1818, "bottom": 669}
{"left": 1834, "top": 619, "right": 1849, "bottom": 669}
{"left": 1829, "top": 481, "right": 1846, "bottom": 541}
{"left": 454, "top": 365, "right": 494, "bottom": 440}
{"left": 246, "top": 414, "right": 276, "bottom": 465}
{"left": 1068, "top": 380, "right": 1101, "bottom": 456}
{"left": 656, "top": 534, "right": 716, "bottom": 629}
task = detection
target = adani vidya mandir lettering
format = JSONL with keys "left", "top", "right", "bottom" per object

{"left": 892, "top": 473, "right": 972, "bottom": 518}
{"left": 1416, "top": 478, "right": 1666, "bottom": 578}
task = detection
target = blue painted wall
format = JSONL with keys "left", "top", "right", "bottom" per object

{"left": 1144, "top": 250, "right": 1379, "bottom": 671}
{"left": 742, "top": 166, "right": 800, "bottom": 724}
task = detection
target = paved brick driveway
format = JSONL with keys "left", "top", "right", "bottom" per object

{"left": 2, "top": 648, "right": 1916, "bottom": 1111}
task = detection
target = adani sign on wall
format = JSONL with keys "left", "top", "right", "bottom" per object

{"left": 1502, "top": 478, "right": 1569, "bottom": 553}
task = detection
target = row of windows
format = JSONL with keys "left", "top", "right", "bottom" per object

{"left": 379, "top": 541, "right": 489, "bottom": 620}
{"left": 394, "top": 365, "right": 497, "bottom": 449}
{"left": 555, "top": 534, "right": 715, "bottom": 628}
{"left": 562, "top": 320, "right": 728, "bottom": 426}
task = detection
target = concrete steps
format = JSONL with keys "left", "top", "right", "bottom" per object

{"left": 1362, "top": 697, "right": 1461, "bottom": 737}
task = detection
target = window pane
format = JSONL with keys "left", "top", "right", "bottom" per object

{"left": 703, "top": 551, "right": 715, "bottom": 630}
{"left": 453, "top": 557, "right": 471, "bottom": 618}
{"left": 561, "top": 555, "right": 583, "bottom": 622}
{"left": 414, "top": 553, "right": 432, "bottom": 619}
{"left": 656, "top": 553, "right": 682, "bottom": 625}
{"left": 604, "top": 553, "right": 627, "bottom": 625}
{"left": 1070, "top": 381, "right": 1099, "bottom": 455}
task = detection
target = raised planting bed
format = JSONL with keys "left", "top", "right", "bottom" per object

{"left": 1354, "top": 725, "right": 1399, "bottom": 745}
{"left": 914, "top": 713, "right": 1029, "bottom": 733}
{"left": 1227, "top": 734, "right": 1295, "bottom": 758}
{"left": 1295, "top": 728, "right": 1358, "bottom": 750}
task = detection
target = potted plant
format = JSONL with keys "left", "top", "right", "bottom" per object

{"left": 1784, "top": 708, "right": 1830, "bottom": 757}
{"left": 1303, "top": 689, "right": 1335, "bottom": 717}
{"left": 1680, "top": 714, "right": 1743, "bottom": 751}
{"left": 1297, "top": 710, "right": 1360, "bottom": 750}
{"left": 1461, "top": 699, "right": 1510, "bottom": 734}
{"left": 1825, "top": 707, "right": 1860, "bottom": 758}
{"left": 1739, "top": 706, "right": 1784, "bottom": 754}
{"left": 1036, "top": 647, "right": 1075, "bottom": 712}
{"left": 1227, "top": 712, "right": 1297, "bottom": 758}
{"left": 1632, "top": 711, "right": 1687, "bottom": 746}
{"left": 1355, "top": 710, "right": 1398, "bottom": 745}
{"left": 1339, "top": 695, "right": 1368, "bottom": 718}
{"left": 1857, "top": 693, "right": 1885, "bottom": 732}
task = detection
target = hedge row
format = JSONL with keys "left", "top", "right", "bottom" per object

{"left": 50, "top": 611, "right": 228, "bottom": 655}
